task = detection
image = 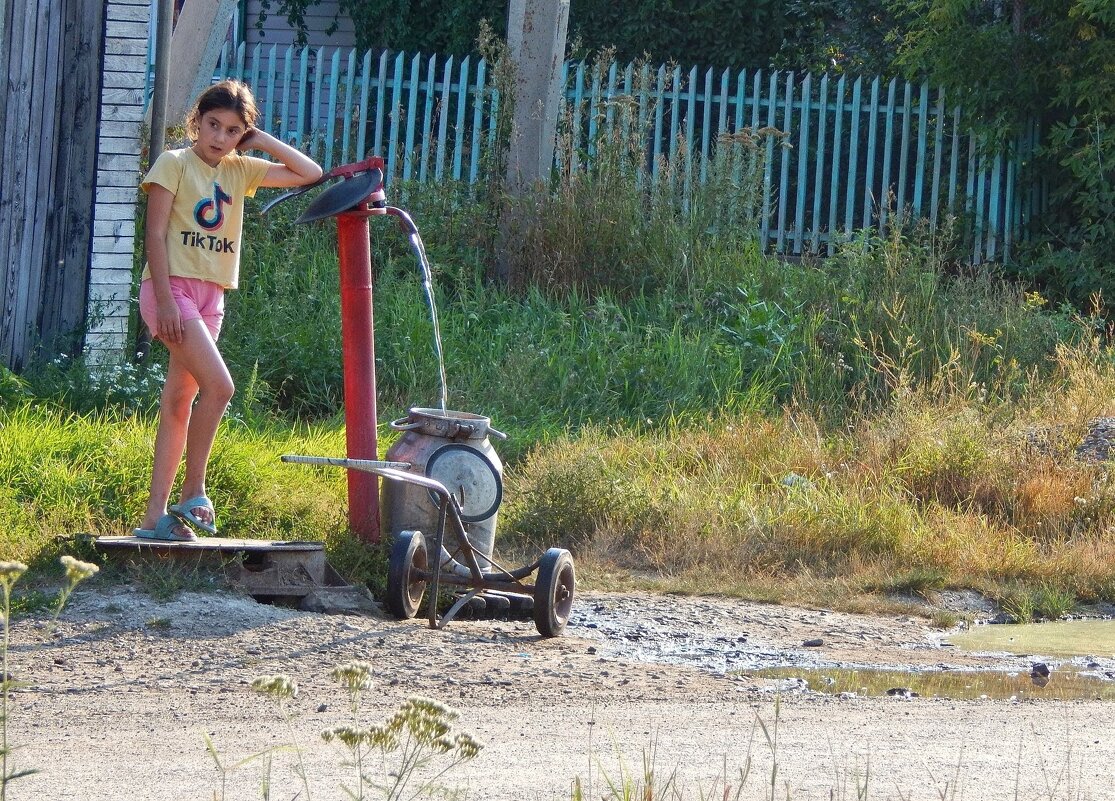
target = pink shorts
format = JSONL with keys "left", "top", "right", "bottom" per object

{"left": 139, "top": 277, "right": 225, "bottom": 340}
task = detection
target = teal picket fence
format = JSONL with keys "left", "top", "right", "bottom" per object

{"left": 215, "top": 43, "right": 1040, "bottom": 263}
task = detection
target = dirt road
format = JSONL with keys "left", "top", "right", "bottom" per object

{"left": 7, "top": 586, "right": 1115, "bottom": 800}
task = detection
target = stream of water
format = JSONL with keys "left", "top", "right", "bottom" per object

{"left": 404, "top": 229, "right": 448, "bottom": 413}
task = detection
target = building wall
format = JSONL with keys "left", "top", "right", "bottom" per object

{"left": 241, "top": 0, "right": 356, "bottom": 53}
{"left": 85, "top": 0, "right": 148, "bottom": 365}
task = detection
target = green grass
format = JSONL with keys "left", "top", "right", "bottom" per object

{"left": 0, "top": 405, "right": 350, "bottom": 568}
{"left": 5, "top": 123, "right": 1115, "bottom": 610}
{"left": 494, "top": 381, "right": 1115, "bottom": 606}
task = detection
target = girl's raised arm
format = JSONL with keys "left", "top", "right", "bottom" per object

{"left": 239, "top": 128, "right": 323, "bottom": 188}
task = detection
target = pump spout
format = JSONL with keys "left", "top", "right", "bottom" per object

{"left": 385, "top": 206, "right": 418, "bottom": 235}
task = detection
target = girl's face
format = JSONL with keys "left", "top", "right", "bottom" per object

{"left": 192, "top": 108, "right": 249, "bottom": 167}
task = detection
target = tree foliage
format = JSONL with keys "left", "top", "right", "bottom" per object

{"left": 774, "top": 0, "right": 910, "bottom": 74}
{"left": 252, "top": 0, "right": 911, "bottom": 75}
{"left": 888, "top": 0, "right": 1113, "bottom": 298}
{"left": 257, "top": 0, "right": 893, "bottom": 71}
{"left": 565, "top": 0, "right": 786, "bottom": 67}
{"left": 256, "top": 0, "right": 506, "bottom": 56}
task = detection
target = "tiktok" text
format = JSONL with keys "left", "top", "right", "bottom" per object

{"left": 180, "top": 231, "right": 236, "bottom": 252}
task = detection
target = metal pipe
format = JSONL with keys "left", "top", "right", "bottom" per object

{"left": 437, "top": 547, "right": 540, "bottom": 582}
{"left": 135, "top": 0, "right": 175, "bottom": 364}
{"left": 148, "top": 0, "right": 173, "bottom": 160}
{"left": 336, "top": 209, "right": 380, "bottom": 542}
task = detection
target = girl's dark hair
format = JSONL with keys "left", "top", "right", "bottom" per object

{"left": 185, "top": 80, "right": 260, "bottom": 141}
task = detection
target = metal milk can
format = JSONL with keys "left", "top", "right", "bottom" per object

{"left": 382, "top": 408, "right": 506, "bottom": 567}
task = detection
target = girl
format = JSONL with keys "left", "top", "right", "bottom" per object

{"left": 133, "top": 80, "right": 322, "bottom": 541}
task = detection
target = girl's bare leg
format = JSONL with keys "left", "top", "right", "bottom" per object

{"left": 139, "top": 355, "right": 199, "bottom": 531}
{"left": 139, "top": 319, "right": 233, "bottom": 531}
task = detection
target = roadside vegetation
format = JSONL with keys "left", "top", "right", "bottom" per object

{"left": 3, "top": 104, "right": 1114, "bottom": 622}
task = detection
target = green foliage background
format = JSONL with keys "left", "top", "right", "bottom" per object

{"left": 257, "top": 0, "right": 905, "bottom": 73}
{"left": 255, "top": 0, "right": 1113, "bottom": 310}
{"left": 890, "top": 0, "right": 1114, "bottom": 300}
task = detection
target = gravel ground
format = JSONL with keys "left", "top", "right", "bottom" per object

{"left": 6, "top": 585, "right": 1115, "bottom": 800}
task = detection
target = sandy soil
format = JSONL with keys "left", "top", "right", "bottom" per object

{"left": 7, "top": 586, "right": 1115, "bottom": 801}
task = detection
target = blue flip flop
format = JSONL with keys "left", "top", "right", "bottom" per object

{"left": 133, "top": 513, "right": 198, "bottom": 542}
{"left": 169, "top": 495, "right": 218, "bottom": 535}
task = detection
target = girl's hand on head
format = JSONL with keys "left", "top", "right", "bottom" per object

{"left": 156, "top": 298, "right": 184, "bottom": 344}
{"left": 237, "top": 127, "right": 258, "bottom": 151}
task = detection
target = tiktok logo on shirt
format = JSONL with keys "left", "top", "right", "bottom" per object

{"left": 194, "top": 182, "right": 233, "bottom": 231}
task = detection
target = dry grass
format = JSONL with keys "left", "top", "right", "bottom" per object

{"left": 501, "top": 339, "right": 1115, "bottom": 609}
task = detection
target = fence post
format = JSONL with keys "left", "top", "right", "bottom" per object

{"left": 810, "top": 73, "right": 829, "bottom": 253}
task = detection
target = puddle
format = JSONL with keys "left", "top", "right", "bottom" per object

{"left": 750, "top": 666, "right": 1115, "bottom": 701}
{"left": 947, "top": 619, "right": 1115, "bottom": 659}
{"left": 568, "top": 593, "right": 1115, "bottom": 699}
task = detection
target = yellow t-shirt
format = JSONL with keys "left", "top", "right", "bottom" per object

{"left": 140, "top": 148, "right": 271, "bottom": 289}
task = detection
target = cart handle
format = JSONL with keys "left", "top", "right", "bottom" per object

{"left": 280, "top": 455, "right": 411, "bottom": 471}
{"left": 281, "top": 454, "right": 464, "bottom": 511}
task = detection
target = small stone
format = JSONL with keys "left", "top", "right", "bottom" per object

{"left": 886, "top": 687, "right": 919, "bottom": 698}
{"left": 317, "top": 704, "right": 328, "bottom": 713}
{"left": 299, "top": 586, "right": 380, "bottom": 616}
{"left": 803, "top": 638, "right": 824, "bottom": 648}
{"left": 586, "top": 646, "right": 597, "bottom": 655}
{"left": 1030, "top": 662, "right": 1051, "bottom": 688}
{"left": 781, "top": 472, "right": 815, "bottom": 490}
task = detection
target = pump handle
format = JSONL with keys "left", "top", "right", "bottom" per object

{"left": 260, "top": 155, "right": 387, "bottom": 216}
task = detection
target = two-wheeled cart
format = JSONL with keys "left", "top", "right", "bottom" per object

{"left": 282, "top": 455, "right": 576, "bottom": 637}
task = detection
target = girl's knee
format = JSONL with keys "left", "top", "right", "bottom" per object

{"left": 204, "top": 376, "right": 235, "bottom": 406}
{"left": 161, "top": 385, "right": 197, "bottom": 420}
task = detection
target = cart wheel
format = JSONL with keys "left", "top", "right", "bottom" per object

{"left": 386, "top": 530, "right": 428, "bottom": 619}
{"left": 533, "top": 548, "right": 575, "bottom": 637}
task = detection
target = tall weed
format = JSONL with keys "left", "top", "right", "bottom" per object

{"left": 499, "top": 56, "right": 779, "bottom": 297}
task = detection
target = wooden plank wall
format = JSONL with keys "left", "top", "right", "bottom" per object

{"left": 85, "top": 0, "right": 146, "bottom": 364}
{"left": 41, "top": 0, "right": 109, "bottom": 357}
{"left": 0, "top": 0, "right": 105, "bottom": 372}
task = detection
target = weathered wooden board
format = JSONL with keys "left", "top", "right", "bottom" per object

{"left": 1, "top": 0, "right": 122, "bottom": 371}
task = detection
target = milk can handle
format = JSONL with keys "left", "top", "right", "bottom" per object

{"left": 390, "top": 418, "right": 423, "bottom": 431}
{"left": 488, "top": 425, "right": 508, "bottom": 440}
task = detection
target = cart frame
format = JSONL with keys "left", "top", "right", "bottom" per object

{"left": 282, "top": 455, "right": 575, "bottom": 636}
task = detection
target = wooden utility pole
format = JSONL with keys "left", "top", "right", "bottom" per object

{"left": 149, "top": 0, "right": 173, "bottom": 158}
{"left": 166, "top": 0, "right": 239, "bottom": 123}
{"left": 498, "top": 0, "right": 569, "bottom": 283}
{"left": 504, "top": 0, "right": 569, "bottom": 195}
